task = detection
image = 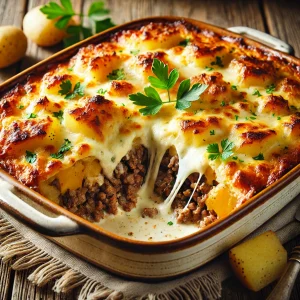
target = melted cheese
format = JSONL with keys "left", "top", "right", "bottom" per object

{"left": 0, "top": 21, "right": 299, "bottom": 241}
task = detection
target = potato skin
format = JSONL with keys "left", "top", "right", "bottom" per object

{"left": 23, "top": 6, "right": 68, "bottom": 47}
{"left": 0, "top": 26, "right": 27, "bottom": 68}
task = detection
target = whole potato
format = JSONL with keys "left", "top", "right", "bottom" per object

{"left": 23, "top": 6, "right": 71, "bottom": 47}
{"left": 0, "top": 26, "right": 27, "bottom": 68}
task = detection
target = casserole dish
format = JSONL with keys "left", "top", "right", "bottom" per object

{"left": 0, "top": 16, "right": 299, "bottom": 280}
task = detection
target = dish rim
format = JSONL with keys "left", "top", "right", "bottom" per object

{"left": 0, "top": 16, "right": 299, "bottom": 252}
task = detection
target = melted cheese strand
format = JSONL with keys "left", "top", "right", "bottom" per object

{"left": 184, "top": 173, "right": 202, "bottom": 210}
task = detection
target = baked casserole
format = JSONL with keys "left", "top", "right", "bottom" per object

{"left": 0, "top": 20, "right": 299, "bottom": 238}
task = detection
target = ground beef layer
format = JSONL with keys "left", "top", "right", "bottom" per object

{"left": 60, "top": 145, "right": 148, "bottom": 222}
{"left": 154, "top": 149, "right": 217, "bottom": 227}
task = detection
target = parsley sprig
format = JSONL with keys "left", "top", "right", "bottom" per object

{"left": 207, "top": 139, "right": 234, "bottom": 161}
{"left": 40, "top": 0, "right": 115, "bottom": 47}
{"left": 50, "top": 139, "right": 72, "bottom": 159}
{"left": 59, "top": 80, "right": 85, "bottom": 99}
{"left": 129, "top": 59, "right": 208, "bottom": 115}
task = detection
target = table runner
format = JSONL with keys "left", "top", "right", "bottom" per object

{"left": 0, "top": 192, "right": 299, "bottom": 299}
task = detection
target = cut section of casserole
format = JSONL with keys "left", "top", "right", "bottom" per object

{"left": 0, "top": 20, "right": 299, "bottom": 227}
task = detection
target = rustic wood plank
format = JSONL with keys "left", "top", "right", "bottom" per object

{"left": 263, "top": 0, "right": 300, "bottom": 57}
{"left": 0, "top": 261, "right": 13, "bottom": 300}
{"left": 0, "top": 0, "right": 27, "bottom": 82}
{"left": 102, "top": 0, "right": 265, "bottom": 31}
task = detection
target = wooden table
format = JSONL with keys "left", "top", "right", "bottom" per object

{"left": 0, "top": 0, "right": 299, "bottom": 299}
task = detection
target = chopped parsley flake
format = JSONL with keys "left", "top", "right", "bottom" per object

{"left": 235, "top": 115, "right": 239, "bottom": 121}
{"left": 232, "top": 156, "right": 238, "bottom": 160}
{"left": 25, "top": 150, "right": 37, "bottom": 164}
{"left": 179, "top": 38, "right": 190, "bottom": 46}
{"left": 211, "top": 56, "right": 224, "bottom": 67}
{"left": 17, "top": 105, "right": 24, "bottom": 109}
{"left": 27, "top": 113, "right": 37, "bottom": 119}
{"left": 97, "top": 88, "right": 107, "bottom": 95}
{"left": 266, "top": 83, "right": 276, "bottom": 94}
{"left": 111, "top": 156, "right": 116, "bottom": 162}
{"left": 107, "top": 69, "right": 125, "bottom": 80}
{"left": 231, "top": 85, "right": 238, "bottom": 90}
{"left": 130, "top": 49, "right": 140, "bottom": 55}
{"left": 167, "top": 221, "right": 173, "bottom": 226}
{"left": 53, "top": 110, "right": 64, "bottom": 123}
{"left": 220, "top": 101, "right": 226, "bottom": 107}
{"left": 205, "top": 66, "right": 214, "bottom": 71}
{"left": 277, "top": 116, "right": 281, "bottom": 120}
{"left": 250, "top": 116, "right": 256, "bottom": 120}
{"left": 50, "top": 139, "right": 72, "bottom": 159}
{"left": 253, "top": 153, "right": 264, "bottom": 160}
{"left": 253, "top": 89, "right": 262, "bottom": 97}
{"left": 210, "top": 130, "right": 215, "bottom": 136}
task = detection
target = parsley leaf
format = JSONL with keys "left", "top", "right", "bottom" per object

{"left": 253, "top": 89, "right": 262, "bottom": 97}
{"left": 59, "top": 80, "right": 85, "bottom": 99}
{"left": 231, "top": 85, "right": 238, "bottom": 90}
{"left": 50, "top": 139, "right": 72, "bottom": 159}
{"left": 207, "top": 139, "right": 234, "bottom": 161}
{"left": 220, "top": 101, "right": 226, "bottom": 107}
{"left": 95, "top": 18, "right": 115, "bottom": 33}
{"left": 88, "top": 1, "right": 109, "bottom": 19}
{"left": 253, "top": 153, "right": 264, "bottom": 160}
{"left": 17, "top": 105, "right": 24, "bottom": 109}
{"left": 149, "top": 58, "right": 179, "bottom": 90}
{"left": 40, "top": 1, "right": 114, "bottom": 47}
{"left": 176, "top": 79, "right": 208, "bottom": 110}
{"left": 167, "top": 221, "right": 174, "bottom": 226}
{"left": 27, "top": 113, "right": 37, "bottom": 119}
{"left": 58, "top": 79, "right": 72, "bottom": 96}
{"left": 129, "top": 87, "right": 163, "bottom": 116}
{"left": 210, "top": 130, "right": 215, "bottom": 135}
{"left": 107, "top": 69, "right": 125, "bottom": 80}
{"left": 266, "top": 83, "right": 276, "bottom": 94}
{"left": 40, "top": 1, "right": 74, "bottom": 21}
{"left": 211, "top": 56, "right": 224, "bottom": 67}
{"left": 53, "top": 110, "right": 64, "bottom": 123}
{"left": 220, "top": 139, "right": 234, "bottom": 160}
{"left": 25, "top": 150, "right": 37, "bottom": 164}
{"left": 207, "top": 143, "right": 220, "bottom": 160}
{"left": 129, "top": 59, "right": 207, "bottom": 115}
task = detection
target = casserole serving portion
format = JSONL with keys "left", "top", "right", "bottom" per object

{"left": 0, "top": 19, "right": 299, "bottom": 240}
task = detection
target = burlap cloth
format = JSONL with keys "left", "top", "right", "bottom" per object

{"left": 0, "top": 192, "right": 299, "bottom": 299}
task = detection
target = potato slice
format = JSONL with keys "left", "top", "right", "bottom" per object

{"left": 229, "top": 231, "right": 287, "bottom": 291}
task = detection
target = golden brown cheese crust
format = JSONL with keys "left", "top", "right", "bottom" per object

{"left": 0, "top": 20, "right": 299, "bottom": 218}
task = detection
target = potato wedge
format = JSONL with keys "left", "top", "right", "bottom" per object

{"left": 229, "top": 231, "right": 287, "bottom": 291}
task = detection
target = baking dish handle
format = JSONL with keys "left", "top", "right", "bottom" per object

{"left": 227, "top": 26, "right": 294, "bottom": 55}
{"left": 0, "top": 180, "right": 81, "bottom": 236}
